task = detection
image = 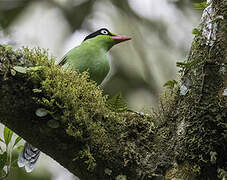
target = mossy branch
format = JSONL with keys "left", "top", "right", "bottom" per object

{"left": 0, "top": 1, "right": 226, "bottom": 179}
{"left": 0, "top": 46, "right": 160, "bottom": 179}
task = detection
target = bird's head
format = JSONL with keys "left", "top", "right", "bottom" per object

{"left": 83, "top": 28, "right": 131, "bottom": 50}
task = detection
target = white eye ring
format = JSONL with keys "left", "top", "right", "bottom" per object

{"left": 101, "top": 30, "right": 108, "bottom": 35}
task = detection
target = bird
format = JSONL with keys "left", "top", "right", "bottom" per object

{"left": 59, "top": 28, "right": 131, "bottom": 85}
{"left": 17, "top": 28, "right": 131, "bottom": 172}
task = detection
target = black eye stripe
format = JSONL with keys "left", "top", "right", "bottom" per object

{"left": 83, "top": 28, "right": 113, "bottom": 41}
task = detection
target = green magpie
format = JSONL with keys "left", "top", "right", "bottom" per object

{"left": 18, "top": 28, "right": 131, "bottom": 172}
{"left": 59, "top": 28, "right": 131, "bottom": 84}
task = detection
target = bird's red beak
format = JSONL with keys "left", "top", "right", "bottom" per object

{"left": 111, "top": 35, "right": 131, "bottom": 43}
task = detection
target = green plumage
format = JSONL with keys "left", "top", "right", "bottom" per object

{"left": 59, "top": 28, "right": 131, "bottom": 85}
{"left": 61, "top": 33, "right": 116, "bottom": 85}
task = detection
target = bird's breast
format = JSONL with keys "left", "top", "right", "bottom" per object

{"left": 88, "top": 52, "right": 110, "bottom": 85}
{"left": 67, "top": 48, "right": 110, "bottom": 85}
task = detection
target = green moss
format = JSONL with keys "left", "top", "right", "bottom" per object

{"left": 0, "top": 45, "right": 113, "bottom": 171}
{"left": 21, "top": 48, "right": 120, "bottom": 171}
{"left": 165, "top": 162, "right": 196, "bottom": 180}
{"left": 0, "top": 45, "right": 157, "bottom": 177}
{"left": 74, "top": 145, "right": 97, "bottom": 171}
{"left": 159, "top": 1, "right": 227, "bottom": 178}
{"left": 0, "top": 44, "right": 159, "bottom": 179}
{"left": 171, "top": 1, "right": 227, "bottom": 177}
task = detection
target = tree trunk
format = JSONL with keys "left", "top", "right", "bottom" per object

{"left": 0, "top": 0, "right": 226, "bottom": 179}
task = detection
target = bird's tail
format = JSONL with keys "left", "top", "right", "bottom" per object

{"left": 17, "top": 142, "right": 40, "bottom": 172}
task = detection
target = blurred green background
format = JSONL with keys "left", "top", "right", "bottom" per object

{"left": 0, "top": 0, "right": 203, "bottom": 179}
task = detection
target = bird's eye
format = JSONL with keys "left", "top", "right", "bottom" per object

{"left": 101, "top": 30, "right": 108, "bottom": 35}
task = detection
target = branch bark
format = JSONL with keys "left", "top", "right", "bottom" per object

{"left": 0, "top": 0, "right": 226, "bottom": 179}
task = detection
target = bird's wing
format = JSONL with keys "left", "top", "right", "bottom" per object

{"left": 58, "top": 45, "right": 80, "bottom": 67}
{"left": 58, "top": 56, "right": 67, "bottom": 66}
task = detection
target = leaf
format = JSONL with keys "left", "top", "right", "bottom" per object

{"left": 193, "top": 2, "right": 208, "bottom": 10}
{"left": 176, "top": 61, "right": 187, "bottom": 68}
{"left": 47, "top": 119, "right": 60, "bottom": 129}
{"left": 192, "top": 28, "right": 199, "bottom": 35}
{"left": 13, "top": 136, "right": 22, "bottom": 148}
{"left": 0, "top": 137, "right": 5, "bottom": 144}
{"left": 4, "top": 126, "right": 13, "bottom": 147}
{"left": 13, "top": 66, "right": 27, "bottom": 74}
{"left": 35, "top": 108, "right": 48, "bottom": 117}
{"left": 164, "top": 80, "right": 178, "bottom": 89}
{"left": 0, "top": 152, "right": 7, "bottom": 170}
{"left": 10, "top": 69, "right": 16, "bottom": 76}
{"left": 17, "top": 145, "right": 24, "bottom": 151}
{"left": 32, "top": 88, "right": 42, "bottom": 93}
{"left": 176, "top": 60, "right": 197, "bottom": 73}
{"left": 106, "top": 93, "right": 128, "bottom": 112}
{"left": 27, "top": 66, "right": 43, "bottom": 72}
